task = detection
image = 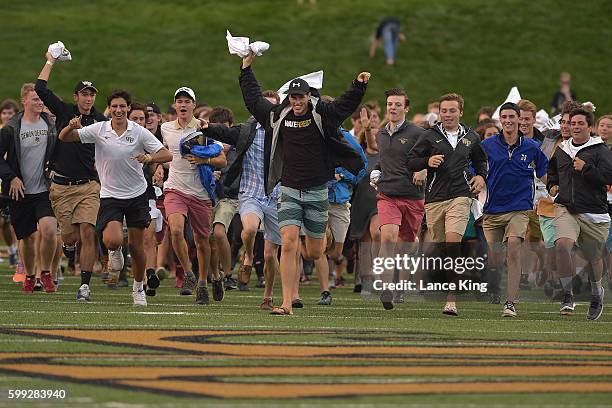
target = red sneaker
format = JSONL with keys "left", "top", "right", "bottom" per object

{"left": 40, "top": 271, "right": 57, "bottom": 293}
{"left": 22, "top": 275, "right": 36, "bottom": 293}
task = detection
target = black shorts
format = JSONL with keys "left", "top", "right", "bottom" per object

{"left": 9, "top": 192, "right": 55, "bottom": 240}
{"left": 98, "top": 192, "right": 151, "bottom": 231}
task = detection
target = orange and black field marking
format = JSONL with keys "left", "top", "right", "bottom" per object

{"left": 1, "top": 328, "right": 612, "bottom": 399}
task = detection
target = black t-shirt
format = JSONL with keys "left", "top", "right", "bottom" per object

{"left": 280, "top": 110, "right": 331, "bottom": 189}
{"left": 34, "top": 79, "right": 107, "bottom": 180}
{"left": 52, "top": 110, "right": 103, "bottom": 180}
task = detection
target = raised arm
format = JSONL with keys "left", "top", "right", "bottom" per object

{"left": 238, "top": 53, "right": 274, "bottom": 127}
{"left": 35, "top": 53, "right": 70, "bottom": 117}
{"left": 319, "top": 72, "right": 370, "bottom": 125}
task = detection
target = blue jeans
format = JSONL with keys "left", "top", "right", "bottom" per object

{"left": 382, "top": 22, "right": 399, "bottom": 62}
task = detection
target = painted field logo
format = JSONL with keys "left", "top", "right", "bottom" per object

{"left": 1, "top": 329, "right": 612, "bottom": 399}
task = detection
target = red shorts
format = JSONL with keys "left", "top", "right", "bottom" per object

{"left": 164, "top": 189, "right": 212, "bottom": 237}
{"left": 376, "top": 193, "right": 424, "bottom": 241}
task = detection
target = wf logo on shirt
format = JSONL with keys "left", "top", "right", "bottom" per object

{"left": 284, "top": 119, "right": 312, "bottom": 128}
{"left": 125, "top": 136, "right": 135, "bottom": 143}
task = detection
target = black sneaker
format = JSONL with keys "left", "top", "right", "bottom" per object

{"left": 256, "top": 275, "right": 266, "bottom": 288}
{"left": 353, "top": 283, "right": 362, "bottom": 293}
{"left": 489, "top": 293, "right": 501, "bottom": 304}
{"left": 380, "top": 289, "right": 394, "bottom": 310}
{"left": 145, "top": 286, "right": 156, "bottom": 297}
{"left": 224, "top": 274, "right": 238, "bottom": 290}
{"left": 195, "top": 285, "right": 210, "bottom": 305}
{"left": 212, "top": 278, "right": 224, "bottom": 302}
{"left": 560, "top": 292, "right": 575, "bottom": 316}
{"left": 587, "top": 288, "right": 604, "bottom": 321}
{"left": 502, "top": 301, "right": 517, "bottom": 317}
{"left": 292, "top": 298, "right": 304, "bottom": 308}
{"left": 393, "top": 290, "right": 405, "bottom": 304}
{"left": 317, "top": 291, "right": 332, "bottom": 305}
{"left": 238, "top": 282, "right": 250, "bottom": 292}
{"left": 147, "top": 270, "right": 160, "bottom": 289}
{"left": 180, "top": 273, "right": 197, "bottom": 296}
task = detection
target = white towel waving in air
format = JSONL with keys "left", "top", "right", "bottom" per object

{"left": 226, "top": 30, "right": 269, "bottom": 58}
{"left": 47, "top": 41, "right": 72, "bottom": 61}
{"left": 277, "top": 70, "right": 324, "bottom": 102}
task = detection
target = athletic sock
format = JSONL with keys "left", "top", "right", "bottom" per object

{"left": 81, "top": 271, "right": 92, "bottom": 285}
{"left": 198, "top": 280, "right": 207, "bottom": 288}
{"left": 133, "top": 280, "right": 144, "bottom": 291}
{"left": 591, "top": 279, "right": 603, "bottom": 297}
{"left": 560, "top": 276, "right": 573, "bottom": 294}
{"left": 185, "top": 270, "right": 195, "bottom": 277}
{"left": 8, "top": 244, "right": 17, "bottom": 256}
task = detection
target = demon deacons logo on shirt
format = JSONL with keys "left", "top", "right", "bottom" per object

{"left": 462, "top": 138, "right": 471, "bottom": 147}
{"left": 399, "top": 138, "right": 408, "bottom": 144}
{"left": 284, "top": 119, "right": 312, "bottom": 128}
{"left": 125, "top": 136, "right": 135, "bottom": 143}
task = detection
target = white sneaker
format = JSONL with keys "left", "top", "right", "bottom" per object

{"left": 108, "top": 248, "right": 124, "bottom": 274}
{"left": 76, "top": 284, "right": 91, "bottom": 301}
{"left": 133, "top": 289, "right": 147, "bottom": 306}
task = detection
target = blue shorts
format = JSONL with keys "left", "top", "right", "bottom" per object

{"left": 239, "top": 195, "right": 281, "bottom": 245}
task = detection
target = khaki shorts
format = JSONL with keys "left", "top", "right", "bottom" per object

{"left": 554, "top": 204, "right": 609, "bottom": 261}
{"left": 526, "top": 210, "right": 543, "bottom": 242}
{"left": 482, "top": 211, "right": 529, "bottom": 244}
{"left": 49, "top": 181, "right": 100, "bottom": 237}
{"left": 328, "top": 202, "right": 351, "bottom": 244}
{"left": 424, "top": 197, "right": 472, "bottom": 242}
{"left": 212, "top": 198, "right": 238, "bottom": 229}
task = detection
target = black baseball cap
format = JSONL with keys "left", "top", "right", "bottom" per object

{"left": 74, "top": 80, "right": 98, "bottom": 94}
{"left": 286, "top": 78, "right": 310, "bottom": 96}
{"left": 499, "top": 102, "right": 520, "bottom": 116}
{"left": 146, "top": 103, "right": 161, "bottom": 114}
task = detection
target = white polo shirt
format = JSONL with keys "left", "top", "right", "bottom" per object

{"left": 78, "top": 120, "right": 163, "bottom": 199}
{"left": 161, "top": 117, "right": 222, "bottom": 200}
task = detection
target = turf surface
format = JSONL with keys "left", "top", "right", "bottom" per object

{"left": 1, "top": 260, "right": 611, "bottom": 407}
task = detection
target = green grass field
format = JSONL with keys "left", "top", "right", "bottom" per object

{"left": 2, "top": 0, "right": 612, "bottom": 124}
{"left": 1, "top": 258, "right": 612, "bottom": 408}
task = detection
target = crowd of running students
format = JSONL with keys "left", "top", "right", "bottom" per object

{"left": 1, "top": 49, "right": 612, "bottom": 320}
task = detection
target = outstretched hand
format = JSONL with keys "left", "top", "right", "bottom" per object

{"left": 357, "top": 72, "right": 371, "bottom": 83}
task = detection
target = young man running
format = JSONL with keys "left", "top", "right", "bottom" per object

{"left": 370, "top": 88, "right": 426, "bottom": 310}
{"left": 161, "top": 87, "right": 226, "bottom": 305}
{"left": 59, "top": 90, "right": 172, "bottom": 306}
{"left": 0, "top": 83, "right": 58, "bottom": 294}
{"left": 480, "top": 102, "right": 548, "bottom": 317}
{"left": 36, "top": 51, "right": 108, "bottom": 301}
{"left": 239, "top": 52, "right": 368, "bottom": 315}
{"left": 407, "top": 93, "right": 487, "bottom": 315}
{"left": 201, "top": 91, "right": 283, "bottom": 310}
{"left": 547, "top": 107, "right": 612, "bottom": 320}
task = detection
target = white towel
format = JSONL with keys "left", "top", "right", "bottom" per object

{"left": 226, "top": 30, "right": 269, "bottom": 57}
{"left": 492, "top": 86, "right": 521, "bottom": 120}
{"left": 47, "top": 41, "right": 72, "bottom": 61}
{"left": 277, "top": 70, "right": 324, "bottom": 102}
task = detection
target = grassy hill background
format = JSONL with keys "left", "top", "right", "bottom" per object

{"left": 2, "top": 0, "right": 611, "bottom": 124}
